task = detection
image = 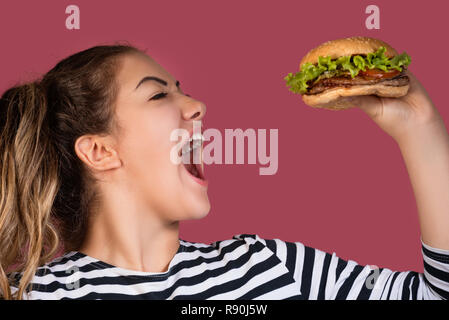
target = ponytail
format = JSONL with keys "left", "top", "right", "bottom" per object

{"left": 0, "top": 82, "right": 61, "bottom": 299}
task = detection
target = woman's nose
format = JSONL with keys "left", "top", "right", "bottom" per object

{"left": 182, "top": 98, "right": 206, "bottom": 121}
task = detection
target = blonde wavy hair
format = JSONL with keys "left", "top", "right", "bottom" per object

{"left": 0, "top": 43, "right": 141, "bottom": 299}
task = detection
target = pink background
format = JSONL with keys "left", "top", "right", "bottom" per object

{"left": 1, "top": 0, "right": 448, "bottom": 273}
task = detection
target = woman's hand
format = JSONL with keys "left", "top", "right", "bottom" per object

{"left": 349, "top": 70, "right": 443, "bottom": 143}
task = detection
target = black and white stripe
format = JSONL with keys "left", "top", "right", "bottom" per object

{"left": 259, "top": 235, "right": 449, "bottom": 300}
{"left": 9, "top": 234, "right": 449, "bottom": 300}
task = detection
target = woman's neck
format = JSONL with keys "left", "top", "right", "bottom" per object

{"left": 78, "top": 185, "right": 181, "bottom": 273}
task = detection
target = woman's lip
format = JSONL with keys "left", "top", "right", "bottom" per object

{"left": 182, "top": 162, "right": 208, "bottom": 187}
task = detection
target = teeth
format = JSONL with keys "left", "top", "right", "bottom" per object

{"left": 181, "top": 133, "right": 204, "bottom": 156}
{"left": 189, "top": 133, "right": 205, "bottom": 142}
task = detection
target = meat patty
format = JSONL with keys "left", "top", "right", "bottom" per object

{"left": 305, "top": 72, "right": 410, "bottom": 95}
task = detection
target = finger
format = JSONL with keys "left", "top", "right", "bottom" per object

{"left": 404, "top": 69, "right": 422, "bottom": 94}
{"left": 403, "top": 69, "right": 434, "bottom": 106}
{"left": 348, "top": 95, "right": 383, "bottom": 119}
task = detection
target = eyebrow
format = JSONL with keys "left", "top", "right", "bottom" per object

{"left": 134, "top": 76, "right": 180, "bottom": 91}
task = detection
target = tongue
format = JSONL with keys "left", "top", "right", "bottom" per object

{"left": 191, "top": 164, "right": 200, "bottom": 178}
{"left": 185, "top": 162, "right": 200, "bottom": 178}
{"left": 183, "top": 140, "right": 202, "bottom": 179}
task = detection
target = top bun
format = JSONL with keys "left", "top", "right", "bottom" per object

{"left": 299, "top": 36, "right": 398, "bottom": 68}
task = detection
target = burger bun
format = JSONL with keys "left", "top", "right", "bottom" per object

{"left": 302, "top": 82, "right": 410, "bottom": 110}
{"left": 299, "top": 36, "right": 409, "bottom": 110}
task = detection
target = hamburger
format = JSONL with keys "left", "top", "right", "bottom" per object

{"left": 284, "top": 36, "right": 411, "bottom": 110}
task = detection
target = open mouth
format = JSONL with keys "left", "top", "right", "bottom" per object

{"left": 179, "top": 133, "right": 206, "bottom": 182}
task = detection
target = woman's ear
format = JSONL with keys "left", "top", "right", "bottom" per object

{"left": 74, "top": 135, "right": 122, "bottom": 171}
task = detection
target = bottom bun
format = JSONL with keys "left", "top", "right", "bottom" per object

{"left": 302, "top": 82, "right": 410, "bottom": 110}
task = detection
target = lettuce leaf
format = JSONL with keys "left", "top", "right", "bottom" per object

{"left": 318, "top": 56, "right": 337, "bottom": 71}
{"left": 353, "top": 55, "right": 367, "bottom": 72}
{"left": 285, "top": 46, "right": 411, "bottom": 94}
{"left": 336, "top": 56, "right": 359, "bottom": 78}
{"left": 388, "top": 52, "right": 411, "bottom": 71}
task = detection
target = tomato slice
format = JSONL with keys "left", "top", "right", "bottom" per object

{"left": 359, "top": 68, "right": 400, "bottom": 79}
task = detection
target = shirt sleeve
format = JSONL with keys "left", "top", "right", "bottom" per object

{"left": 256, "top": 235, "right": 449, "bottom": 300}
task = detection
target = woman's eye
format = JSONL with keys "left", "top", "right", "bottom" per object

{"left": 149, "top": 92, "right": 168, "bottom": 101}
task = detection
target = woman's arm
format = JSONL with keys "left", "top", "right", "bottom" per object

{"left": 259, "top": 71, "right": 449, "bottom": 299}
{"left": 396, "top": 117, "right": 449, "bottom": 250}
{"left": 352, "top": 70, "right": 449, "bottom": 250}
{"left": 276, "top": 69, "right": 449, "bottom": 299}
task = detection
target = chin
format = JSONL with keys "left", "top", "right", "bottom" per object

{"left": 188, "top": 198, "right": 211, "bottom": 220}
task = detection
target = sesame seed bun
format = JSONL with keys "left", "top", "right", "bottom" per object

{"left": 300, "top": 36, "right": 398, "bottom": 68}
{"left": 297, "top": 37, "right": 409, "bottom": 110}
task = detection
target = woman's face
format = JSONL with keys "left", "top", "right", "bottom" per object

{"left": 111, "top": 52, "right": 210, "bottom": 222}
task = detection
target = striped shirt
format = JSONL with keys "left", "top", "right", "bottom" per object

{"left": 9, "top": 233, "right": 449, "bottom": 300}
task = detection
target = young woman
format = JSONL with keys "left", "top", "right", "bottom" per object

{"left": 1, "top": 43, "right": 448, "bottom": 300}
